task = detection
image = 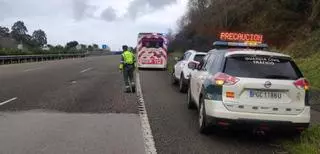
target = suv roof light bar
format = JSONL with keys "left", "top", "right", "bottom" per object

{"left": 213, "top": 41, "right": 269, "bottom": 50}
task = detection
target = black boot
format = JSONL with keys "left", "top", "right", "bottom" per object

{"left": 124, "top": 86, "right": 130, "bottom": 93}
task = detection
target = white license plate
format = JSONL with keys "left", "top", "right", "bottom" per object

{"left": 249, "top": 90, "right": 282, "bottom": 99}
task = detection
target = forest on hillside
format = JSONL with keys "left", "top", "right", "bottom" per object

{"left": 168, "top": 0, "right": 320, "bottom": 52}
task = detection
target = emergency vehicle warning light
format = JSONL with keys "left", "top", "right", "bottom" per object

{"left": 213, "top": 32, "right": 269, "bottom": 49}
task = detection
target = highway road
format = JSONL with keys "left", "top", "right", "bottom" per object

{"left": 0, "top": 56, "right": 145, "bottom": 154}
{"left": 1, "top": 56, "right": 320, "bottom": 154}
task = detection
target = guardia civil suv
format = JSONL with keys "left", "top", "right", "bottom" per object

{"left": 188, "top": 41, "right": 310, "bottom": 134}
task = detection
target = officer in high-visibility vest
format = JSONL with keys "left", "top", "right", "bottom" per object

{"left": 119, "top": 45, "right": 136, "bottom": 92}
{"left": 129, "top": 47, "right": 134, "bottom": 52}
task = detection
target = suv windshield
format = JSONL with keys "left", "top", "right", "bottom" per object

{"left": 224, "top": 55, "right": 303, "bottom": 80}
{"left": 193, "top": 54, "right": 206, "bottom": 62}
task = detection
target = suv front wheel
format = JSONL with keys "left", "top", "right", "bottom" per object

{"left": 171, "top": 69, "right": 178, "bottom": 85}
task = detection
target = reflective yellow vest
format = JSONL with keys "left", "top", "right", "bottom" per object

{"left": 119, "top": 50, "right": 135, "bottom": 70}
{"left": 122, "top": 51, "right": 134, "bottom": 64}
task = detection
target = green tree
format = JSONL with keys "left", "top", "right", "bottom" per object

{"left": 23, "top": 34, "right": 38, "bottom": 48}
{"left": 11, "top": 21, "right": 28, "bottom": 42}
{"left": 80, "top": 44, "right": 87, "bottom": 49}
{"left": 32, "top": 29, "right": 47, "bottom": 46}
{"left": 54, "top": 45, "right": 64, "bottom": 53}
{"left": 88, "top": 45, "right": 93, "bottom": 50}
{"left": 0, "top": 26, "right": 10, "bottom": 37}
{"left": 55, "top": 45, "right": 64, "bottom": 49}
{"left": 308, "top": 0, "right": 320, "bottom": 29}
{"left": 66, "top": 41, "right": 79, "bottom": 49}
{"left": 93, "top": 44, "right": 99, "bottom": 49}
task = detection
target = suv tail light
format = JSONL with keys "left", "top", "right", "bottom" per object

{"left": 294, "top": 78, "right": 310, "bottom": 90}
{"left": 213, "top": 72, "right": 240, "bottom": 86}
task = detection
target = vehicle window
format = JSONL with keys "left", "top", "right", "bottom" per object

{"left": 208, "top": 53, "right": 223, "bottom": 74}
{"left": 223, "top": 55, "right": 303, "bottom": 80}
{"left": 198, "top": 54, "right": 210, "bottom": 70}
{"left": 201, "top": 54, "right": 213, "bottom": 71}
{"left": 204, "top": 54, "right": 217, "bottom": 72}
{"left": 193, "top": 54, "right": 206, "bottom": 62}
{"left": 142, "top": 38, "right": 164, "bottom": 48}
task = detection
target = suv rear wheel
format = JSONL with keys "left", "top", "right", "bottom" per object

{"left": 187, "top": 87, "right": 196, "bottom": 109}
{"left": 179, "top": 73, "right": 188, "bottom": 93}
{"left": 199, "top": 96, "right": 210, "bottom": 134}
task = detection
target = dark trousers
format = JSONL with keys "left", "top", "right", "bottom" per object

{"left": 123, "top": 64, "right": 135, "bottom": 87}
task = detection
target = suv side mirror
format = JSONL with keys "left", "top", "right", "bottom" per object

{"left": 174, "top": 57, "right": 180, "bottom": 61}
{"left": 188, "top": 61, "right": 198, "bottom": 70}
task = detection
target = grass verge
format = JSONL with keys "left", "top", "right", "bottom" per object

{"left": 282, "top": 125, "right": 320, "bottom": 154}
{"left": 283, "top": 52, "right": 320, "bottom": 153}
{"left": 286, "top": 29, "right": 320, "bottom": 89}
{"left": 294, "top": 52, "right": 320, "bottom": 90}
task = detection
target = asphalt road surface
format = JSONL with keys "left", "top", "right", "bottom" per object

{"left": 140, "top": 70, "right": 320, "bottom": 154}
{"left": 0, "top": 56, "right": 145, "bottom": 154}
{"left": 1, "top": 56, "right": 320, "bottom": 154}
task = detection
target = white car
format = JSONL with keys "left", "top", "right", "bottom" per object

{"left": 188, "top": 43, "right": 310, "bottom": 134}
{"left": 171, "top": 50, "right": 207, "bottom": 93}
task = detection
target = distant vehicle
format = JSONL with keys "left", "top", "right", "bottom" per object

{"left": 188, "top": 32, "right": 310, "bottom": 134}
{"left": 136, "top": 33, "right": 168, "bottom": 70}
{"left": 171, "top": 50, "right": 207, "bottom": 93}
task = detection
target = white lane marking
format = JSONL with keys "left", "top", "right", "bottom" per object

{"left": 136, "top": 71, "right": 157, "bottom": 154}
{"left": 0, "top": 97, "right": 18, "bottom": 106}
{"left": 23, "top": 67, "right": 42, "bottom": 72}
{"left": 80, "top": 67, "right": 93, "bottom": 73}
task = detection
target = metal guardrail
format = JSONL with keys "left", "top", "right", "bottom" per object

{"left": 0, "top": 54, "right": 87, "bottom": 65}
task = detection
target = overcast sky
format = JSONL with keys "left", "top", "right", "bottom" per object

{"left": 0, "top": 0, "right": 187, "bottom": 50}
